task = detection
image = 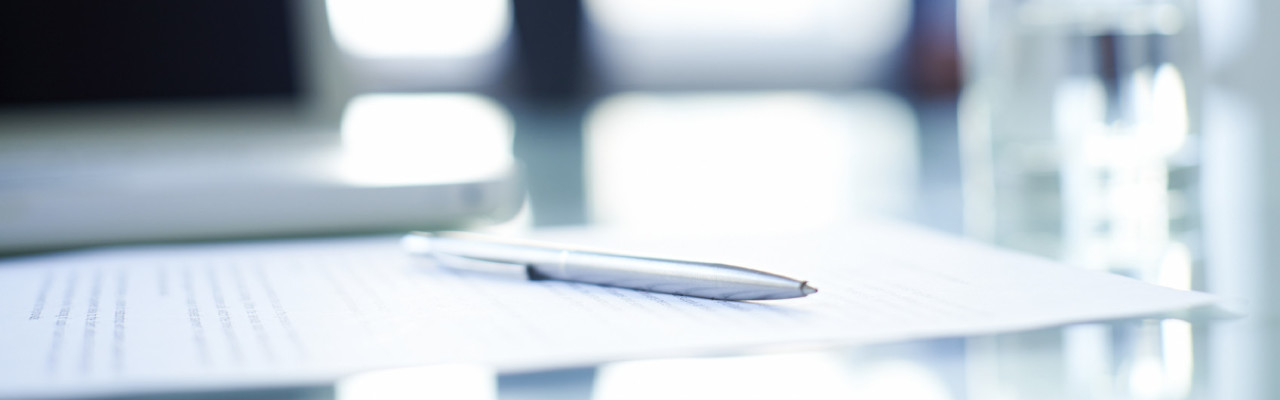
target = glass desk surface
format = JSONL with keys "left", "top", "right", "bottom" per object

{"left": 51, "top": 92, "right": 1278, "bottom": 400}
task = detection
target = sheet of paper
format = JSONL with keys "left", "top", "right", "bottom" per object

{"left": 0, "top": 221, "right": 1218, "bottom": 398}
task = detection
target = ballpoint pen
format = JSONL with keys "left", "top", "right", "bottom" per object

{"left": 401, "top": 231, "right": 817, "bottom": 301}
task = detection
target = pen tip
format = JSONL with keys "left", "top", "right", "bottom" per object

{"left": 801, "top": 282, "right": 817, "bottom": 296}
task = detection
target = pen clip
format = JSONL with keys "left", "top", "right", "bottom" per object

{"left": 428, "top": 252, "right": 534, "bottom": 281}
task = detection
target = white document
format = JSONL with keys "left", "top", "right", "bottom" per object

{"left": 0, "top": 221, "right": 1218, "bottom": 398}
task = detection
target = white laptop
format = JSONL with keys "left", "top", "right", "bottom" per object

{"left": 0, "top": 2, "right": 524, "bottom": 254}
{"left": 0, "top": 100, "right": 523, "bottom": 254}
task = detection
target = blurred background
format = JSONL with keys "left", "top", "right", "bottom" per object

{"left": 3, "top": 0, "right": 1279, "bottom": 399}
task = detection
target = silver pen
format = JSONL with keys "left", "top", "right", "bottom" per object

{"left": 401, "top": 231, "right": 817, "bottom": 300}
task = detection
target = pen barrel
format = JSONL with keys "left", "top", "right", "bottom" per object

{"left": 418, "top": 232, "right": 810, "bottom": 300}
{"left": 536, "top": 252, "right": 807, "bottom": 300}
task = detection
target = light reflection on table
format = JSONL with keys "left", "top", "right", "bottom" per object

{"left": 331, "top": 89, "right": 1275, "bottom": 400}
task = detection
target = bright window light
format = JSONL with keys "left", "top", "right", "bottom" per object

{"left": 585, "top": 91, "right": 917, "bottom": 233}
{"left": 1148, "top": 64, "right": 1189, "bottom": 154}
{"left": 326, "top": 0, "right": 510, "bottom": 58}
{"left": 1052, "top": 64, "right": 1189, "bottom": 271}
{"left": 1157, "top": 242, "right": 1193, "bottom": 291}
{"left": 585, "top": 0, "right": 911, "bottom": 88}
{"left": 338, "top": 93, "right": 514, "bottom": 186}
